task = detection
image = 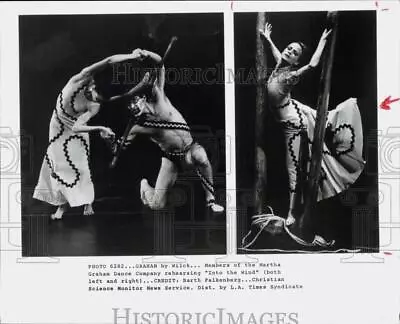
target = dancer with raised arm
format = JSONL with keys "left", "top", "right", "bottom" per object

{"left": 260, "top": 22, "right": 365, "bottom": 227}
{"left": 33, "top": 50, "right": 146, "bottom": 220}
{"left": 116, "top": 48, "right": 224, "bottom": 213}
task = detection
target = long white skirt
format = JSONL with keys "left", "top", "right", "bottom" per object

{"left": 33, "top": 111, "right": 94, "bottom": 207}
{"left": 276, "top": 98, "right": 365, "bottom": 201}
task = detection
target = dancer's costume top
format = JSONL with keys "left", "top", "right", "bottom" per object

{"left": 267, "top": 66, "right": 365, "bottom": 201}
{"left": 33, "top": 80, "right": 95, "bottom": 207}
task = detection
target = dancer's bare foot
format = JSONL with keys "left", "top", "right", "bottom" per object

{"left": 207, "top": 199, "right": 224, "bottom": 213}
{"left": 51, "top": 204, "right": 67, "bottom": 220}
{"left": 84, "top": 204, "right": 94, "bottom": 216}
{"left": 286, "top": 211, "right": 296, "bottom": 226}
{"left": 140, "top": 179, "right": 150, "bottom": 206}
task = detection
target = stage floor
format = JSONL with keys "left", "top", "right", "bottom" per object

{"left": 22, "top": 198, "right": 226, "bottom": 257}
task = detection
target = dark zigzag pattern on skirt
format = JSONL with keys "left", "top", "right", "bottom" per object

{"left": 45, "top": 123, "right": 91, "bottom": 188}
{"left": 287, "top": 131, "right": 332, "bottom": 170}
{"left": 292, "top": 100, "right": 305, "bottom": 129}
{"left": 301, "top": 124, "right": 356, "bottom": 158}
{"left": 332, "top": 123, "right": 355, "bottom": 156}
{"left": 287, "top": 124, "right": 353, "bottom": 193}
{"left": 305, "top": 136, "right": 332, "bottom": 156}
{"left": 58, "top": 91, "right": 77, "bottom": 121}
{"left": 288, "top": 131, "right": 303, "bottom": 169}
{"left": 287, "top": 130, "right": 306, "bottom": 193}
{"left": 282, "top": 102, "right": 355, "bottom": 193}
{"left": 50, "top": 111, "right": 65, "bottom": 144}
{"left": 288, "top": 131, "right": 329, "bottom": 193}
{"left": 60, "top": 135, "right": 91, "bottom": 188}
{"left": 81, "top": 135, "right": 92, "bottom": 182}
{"left": 45, "top": 113, "right": 71, "bottom": 187}
{"left": 276, "top": 100, "right": 291, "bottom": 109}
{"left": 70, "top": 81, "right": 90, "bottom": 114}
{"left": 281, "top": 120, "right": 303, "bottom": 130}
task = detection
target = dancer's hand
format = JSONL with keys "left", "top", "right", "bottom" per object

{"left": 320, "top": 28, "right": 332, "bottom": 42}
{"left": 139, "top": 49, "right": 150, "bottom": 60}
{"left": 99, "top": 127, "right": 115, "bottom": 139}
{"left": 110, "top": 137, "right": 122, "bottom": 155}
{"left": 115, "top": 137, "right": 132, "bottom": 151}
{"left": 131, "top": 48, "right": 142, "bottom": 57}
{"left": 308, "top": 28, "right": 333, "bottom": 68}
{"left": 259, "top": 22, "right": 272, "bottom": 41}
{"left": 132, "top": 48, "right": 147, "bottom": 61}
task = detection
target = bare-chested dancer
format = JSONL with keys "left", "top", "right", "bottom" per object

{"left": 120, "top": 49, "right": 224, "bottom": 213}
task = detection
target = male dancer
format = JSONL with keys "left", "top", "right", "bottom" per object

{"left": 118, "top": 49, "right": 224, "bottom": 213}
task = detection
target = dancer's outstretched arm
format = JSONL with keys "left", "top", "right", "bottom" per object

{"left": 106, "top": 72, "right": 152, "bottom": 102}
{"left": 107, "top": 48, "right": 166, "bottom": 102}
{"left": 71, "top": 49, "right": 144, "bottom": 83}
{"left": 119, "top": 124, "right": 153, "bottom": 149}
{"left": 292, "top": 29, "right": 332, "bottom": 78}
{"left": 140, "top": 49, "right": 165, "bottom": 90}
{"left": 259, "top": 22, "right": 282, "bottom": 65}
{"left": 71, "top": 105, "right": 114, "bottom": 138}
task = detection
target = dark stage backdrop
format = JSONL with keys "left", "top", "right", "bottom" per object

{"left": 235, "top": 11, "right": 379, "bottom": 251}
{"left": 20, "top": 14, "right": 226, "bottom": 256}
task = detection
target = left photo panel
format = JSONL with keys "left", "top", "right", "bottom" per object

{"left": 20, "top": 13, "right": 226, "bottom": 256}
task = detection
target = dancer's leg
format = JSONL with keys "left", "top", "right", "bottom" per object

{"left": 187, "top": 143, "right": 224, "bottom": 213}
{"left": 51, "top": 203, "right": 68, "bottom": 220}
{"left": 287, "top": 193, "right": 297, "bottom": 226}
{"left": 84, "top": 204, "right": 94, "bottom": 216}
{"left": 140, "top": 157, "right": 178, "bottom": 210}
{"left": 286, "top": 134, "right": 301, "bottom": 226}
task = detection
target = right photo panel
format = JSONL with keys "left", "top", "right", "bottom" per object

{"left": 235, "top": 11, "right": 379, "bottom": 253}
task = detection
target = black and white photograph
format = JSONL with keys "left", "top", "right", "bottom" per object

{"left": 20, "top": 13, "right": 226, "bottom": 256}
{"left": 235, "top": 11, "right": 379, "bottom": 252}
{"left": 2, "top": 2, "right": 400, "bottom": 324}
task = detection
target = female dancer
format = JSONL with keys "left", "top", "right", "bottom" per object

{"left": 33, "top": 50, "right": 145, "bottom": 220}
{"left": 260, "top": 22, "right": 365, "bottom": 226}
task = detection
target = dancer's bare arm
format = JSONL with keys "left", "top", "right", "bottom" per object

{"left": 71, "top": 106, "right": 114, "bottom": 138}
{"left": 106, "top": 72, "right": 152, "bottom": 102}
{"left": 123, "top": 124, "right": 153, "bottom": 145}
{"left": 259, "top": 22, "right": 282, "bottom": 65}
{"left": 140, "top": 49, "right": 165, "bottom": 90}
{"left": 71, "top": 49, "right": 143, "bottom": 83}
{"left": 292, "top": 29, "right": 332, "bottom": 78}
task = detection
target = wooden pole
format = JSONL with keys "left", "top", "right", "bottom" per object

{"left": 254, "top": 12, "right": 268, "bottom": 215}
{"left": 299, "top": 12, "right": 339, "bottom": 236}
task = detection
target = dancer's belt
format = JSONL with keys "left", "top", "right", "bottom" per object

{"left": 161, "top": 141, "right": 194, "bottom": 161}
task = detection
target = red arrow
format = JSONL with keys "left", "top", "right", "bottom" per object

{"left": 380, "top": 96, "right": 400, "bottom": 110}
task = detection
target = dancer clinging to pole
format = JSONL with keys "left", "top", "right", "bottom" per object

{"left": 33, "top": 50, "right": 148, "bottom": 220}
{"left": 117, "top": 48, "right": 224, "bottom": 213}
{"left": 260, "top": 22, "right": 365, "bottom": 226}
